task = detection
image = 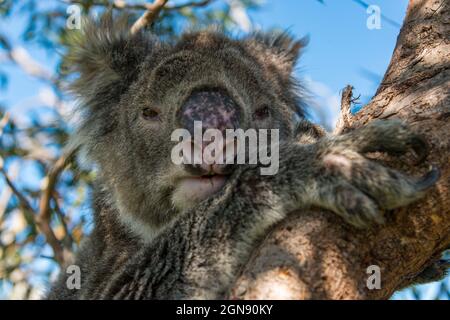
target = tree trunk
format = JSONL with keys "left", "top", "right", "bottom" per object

{"left": 230, "top": 0, "right": 450, "bottom": 300}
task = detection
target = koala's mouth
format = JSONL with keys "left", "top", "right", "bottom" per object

{"left": 179, "top": 174, "right": 228, "bottom": 199}
{"left": 172, "top": 174, "right": 229, "bottom": 207}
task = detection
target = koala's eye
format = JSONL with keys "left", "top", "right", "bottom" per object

{"left": 253, "top": 105, "right": 270, "bottom": 120}
{"left": 142, "top": 108, "right": 160, "bottom": 121}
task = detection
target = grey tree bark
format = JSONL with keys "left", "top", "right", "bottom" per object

{"left": 230, "top": 0, "right": 450, "bottom": 299}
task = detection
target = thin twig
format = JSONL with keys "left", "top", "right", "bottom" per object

{"left": 53, "top": 192, "right": 74, "bottom": 249}
{"left": 64, "top": 0, "right": 215, "bottom": 34}
{"left": 0, "top": 161, "right": 67, "bottom": 265}
{"left": 0, "top": 160, "right": 35, "bottom": 214}
{"left": 0, "top": 155, "right": 73, "bottom": 266}
{"left": 167, "top": 0, "right": 214, "bottom": 11}
{"left": 0, "top": 113, "right": 18, "bottom": 221}
{"left": 65, "top": 0, "right": 153, "bottom": 10}
{"left": 5, "top": 46, "right": 59, "bottom": 89}
{"left": 334, "top": 85, "right": 353, "bottom": 135}
{"left": 65, "top": 0, "right": 214, "bottom": 12}
{"left": 37, "top": 150, "right": 76, "bottom": 264}
{"left": 130, "top": 0, "right": 169, "bottom": 34}
{"left": 38, "top": 154, "right": 71, "bottom": 226}
{"left": 0, "top": 112, "right": 10, "bottom": 135}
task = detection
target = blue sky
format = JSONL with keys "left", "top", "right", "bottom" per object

{"left": 249, "top": 0, "right": 409, "bottom": 128}
{"left": 252, "top": 0, "right": 408, "bottom": 92}
{"left": 1, "top": 0, "right": 448, "bottom": 300}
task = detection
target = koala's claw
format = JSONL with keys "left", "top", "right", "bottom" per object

{"left": 341, "top": 164, "right": 439, "bottom": 228}
{"left": 416, "top": 165, "right": 440, "bottom": 191}
{"left": 409, "top": 136, "right": 429, "bottom": 165}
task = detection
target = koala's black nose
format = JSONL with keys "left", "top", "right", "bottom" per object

{"left": 177, "top": 90, "right": 241, "bottom": 133}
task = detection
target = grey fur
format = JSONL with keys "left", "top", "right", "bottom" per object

{"left": 48, "top": 14, "right": 440, "bottom": 299}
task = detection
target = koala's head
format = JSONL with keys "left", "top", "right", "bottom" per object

{"left": 66, "top": 14, "right": 307, "bottom": 240}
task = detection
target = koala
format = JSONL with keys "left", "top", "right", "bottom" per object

{"left": 47, "top": 14, "right": 441, "bottom": 299}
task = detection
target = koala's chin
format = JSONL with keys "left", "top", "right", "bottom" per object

{"left": 171, "top": 175, "right": 228, "bottom": 210}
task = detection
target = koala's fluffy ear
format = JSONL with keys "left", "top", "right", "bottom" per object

{"left": 64, "top": 12, "right": 155, "bottom": 110}
{"left": 245, "top": 31, "right": 307, "bottom": 78}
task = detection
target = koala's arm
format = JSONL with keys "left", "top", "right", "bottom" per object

{"left": 85, "top": 120, "right": 439, "bottom": 299}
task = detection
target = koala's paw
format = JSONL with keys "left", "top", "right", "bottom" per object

{"left": 315, "top": 120, "right": 440, "bottom": 228}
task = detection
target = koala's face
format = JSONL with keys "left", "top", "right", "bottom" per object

{"left": 67, "top": 15, "right": 305, "bottom": 238}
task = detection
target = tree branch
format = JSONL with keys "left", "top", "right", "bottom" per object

{"left": 130, "top": 0, "right": 169, "bottom": 34}
{"left": 334, "top": 85, "right": 353, "bottom": 135}
{"left": 0, "top": 113, "right": 75, "bottom": 266}
{"left": 37, "top": 151, "right": 75, "bottom": 265}
{"left": 0, "top": 157, "right": 71, "bottom": 266}
{"left": 0, "top": 160, "right": 34, "bottom": 215}
{"left": 65, "top": 0, "right": 215, "bottom": 35}
{"left": 167, "top": 0, "right": 214, "bottom": 11}
{"left": 66, "top": 0, "right": 214, "bottom": 12}
{"left": 53, "top": 192, "right": 74, "bottom": 249}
